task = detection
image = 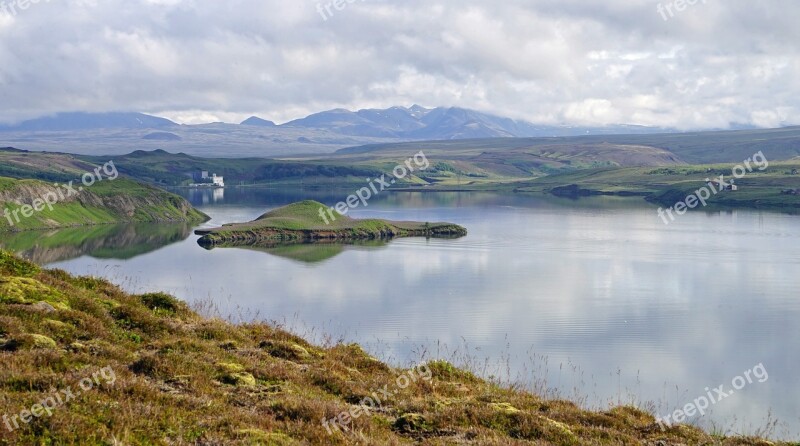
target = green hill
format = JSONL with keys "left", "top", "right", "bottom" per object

{"left": 0, "top": 177, "right": 209, "bottom": 232}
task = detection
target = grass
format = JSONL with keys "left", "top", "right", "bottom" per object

{"left": 0, "top": 250, "right": 793, "bottom": 445}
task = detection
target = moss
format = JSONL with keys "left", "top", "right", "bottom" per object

{"left": 1, "top": 333, "right": 58, "bottom": 351}
{"left": 394, "top": 413, "right": 430, "bottom": 433}
{"left": 217, "top": 362, "right": 257, "bottom": 387}
{"left": 489, "top": 402, "right": 521, "bottom": 414}
{"left": 0, "top": 276, "right": 69, "bottom": 308}
{"left": 542, "top": 417, "right": 579, "bottom": 445}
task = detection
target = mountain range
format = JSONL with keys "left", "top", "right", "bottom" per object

{"left": 0, "top": 106, "right": 761, "bottom": 158}
{"left": 1, "top": 106, "right": 672, "bottom": 139}
{"left": 276, "top": 105, "right": 673, "bottom": 139}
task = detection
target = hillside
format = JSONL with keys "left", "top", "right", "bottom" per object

{"left": 515, "top": 161, "right": 800, "bottom": 211}
{"left": 339, "top": 127, "right": 800, "bottom": 165}
{"left": 332, "top": 140, "right": 685, "bottom": 181}
{"left": 0, "top": 250, "right": 789, "bottom": 445}
{"left": 195, "top": 200, "right": 467, "bottom": 246}
{"left": 0, "top": 177, "right": 208, "bottom": 232}
{"left": 2, "top": 143, "right": 682, "bottom": 189}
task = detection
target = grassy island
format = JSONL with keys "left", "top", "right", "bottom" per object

{"left": 195, "top": 200, "right": 468, "bottom": 247}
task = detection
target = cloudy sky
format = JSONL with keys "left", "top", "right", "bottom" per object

{"left": 0, "top": 0, "right": 798, "bottom": 129}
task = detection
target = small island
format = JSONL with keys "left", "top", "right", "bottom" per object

{"left": 195, "top": 200, "right": 467, "bottom": 247}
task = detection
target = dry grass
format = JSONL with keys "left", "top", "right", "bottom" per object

{"left": 0, "top": 250, "right": 793, "bottom": 445}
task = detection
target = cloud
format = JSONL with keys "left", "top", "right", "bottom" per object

{"left": 0, "top": 0, "right": 798, "bottom": 129}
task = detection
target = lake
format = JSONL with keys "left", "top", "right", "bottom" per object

{"left": 3, "top": 187, "right": 798, "bottom": 440}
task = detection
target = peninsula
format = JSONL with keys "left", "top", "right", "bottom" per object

{"left": 195, "top": 200, "right": 467, "bottom": 247}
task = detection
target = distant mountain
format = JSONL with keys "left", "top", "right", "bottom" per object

{"left": 143, "top": 132, "right": 182, "bottom": 141}
{"left": 240, "top": 116, "right": 277, "bottom": 127}
{"left": 284, "top": 105, "right": 509, "bottom": 138}
{"left": 282, "top": 105, "right": 672, "bottom": 139}
{"left": 284, "top": 108, "right": 401, "bottom": 137}
{"left": 0, "top": 106, "right": 761, "bottom": 159}
{"left": 0, "top": 112, "right": 177, "bottom": 132}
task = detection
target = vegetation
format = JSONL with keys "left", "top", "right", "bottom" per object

{"left": 196, "top": 200, "right": 468, "bottom": 247}
{"left": 0, "top": 250, "right": 791, "bottom": 444}
{"left": 0, "top": 177, "right": 209, "bottom": 233}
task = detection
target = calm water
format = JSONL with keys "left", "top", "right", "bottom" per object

{"left": 4, "top": 188, "right": 798, "bottom": 439}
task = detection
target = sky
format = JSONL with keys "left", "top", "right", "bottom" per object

{"left": 0, "top": 0, "right": 799, "bottom": 129}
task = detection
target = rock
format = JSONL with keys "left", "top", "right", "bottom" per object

{"left": 31, "top": 301, "right": 57, "bottom": 313}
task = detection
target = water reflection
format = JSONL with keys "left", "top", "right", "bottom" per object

{"left": 0, "top": 223, "right": 193, "bottom": 264}
{"left": 204, "top": 240, "right": 390, "bottom": 264}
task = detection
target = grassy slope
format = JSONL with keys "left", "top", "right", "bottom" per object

{"left": 0, "top": 251, "right": 790, "bottom": 445}
{"left": 515, "top": 162, "right": 800, "bottom": 210}
{"left": 196, "top": 200, "right": 468, "bottom": 245}
{"left": 338, "top": 126, "right": 800, "bottom": 165}
{"left": 0, "top": 177, "right": 209, "bottom": 232}
{"left": 0, "top": 149, "right": 100, "bottom": 183}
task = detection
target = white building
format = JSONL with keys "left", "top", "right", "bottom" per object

{"left": 211, "top": 174, "right": 224, "bottom": 187}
